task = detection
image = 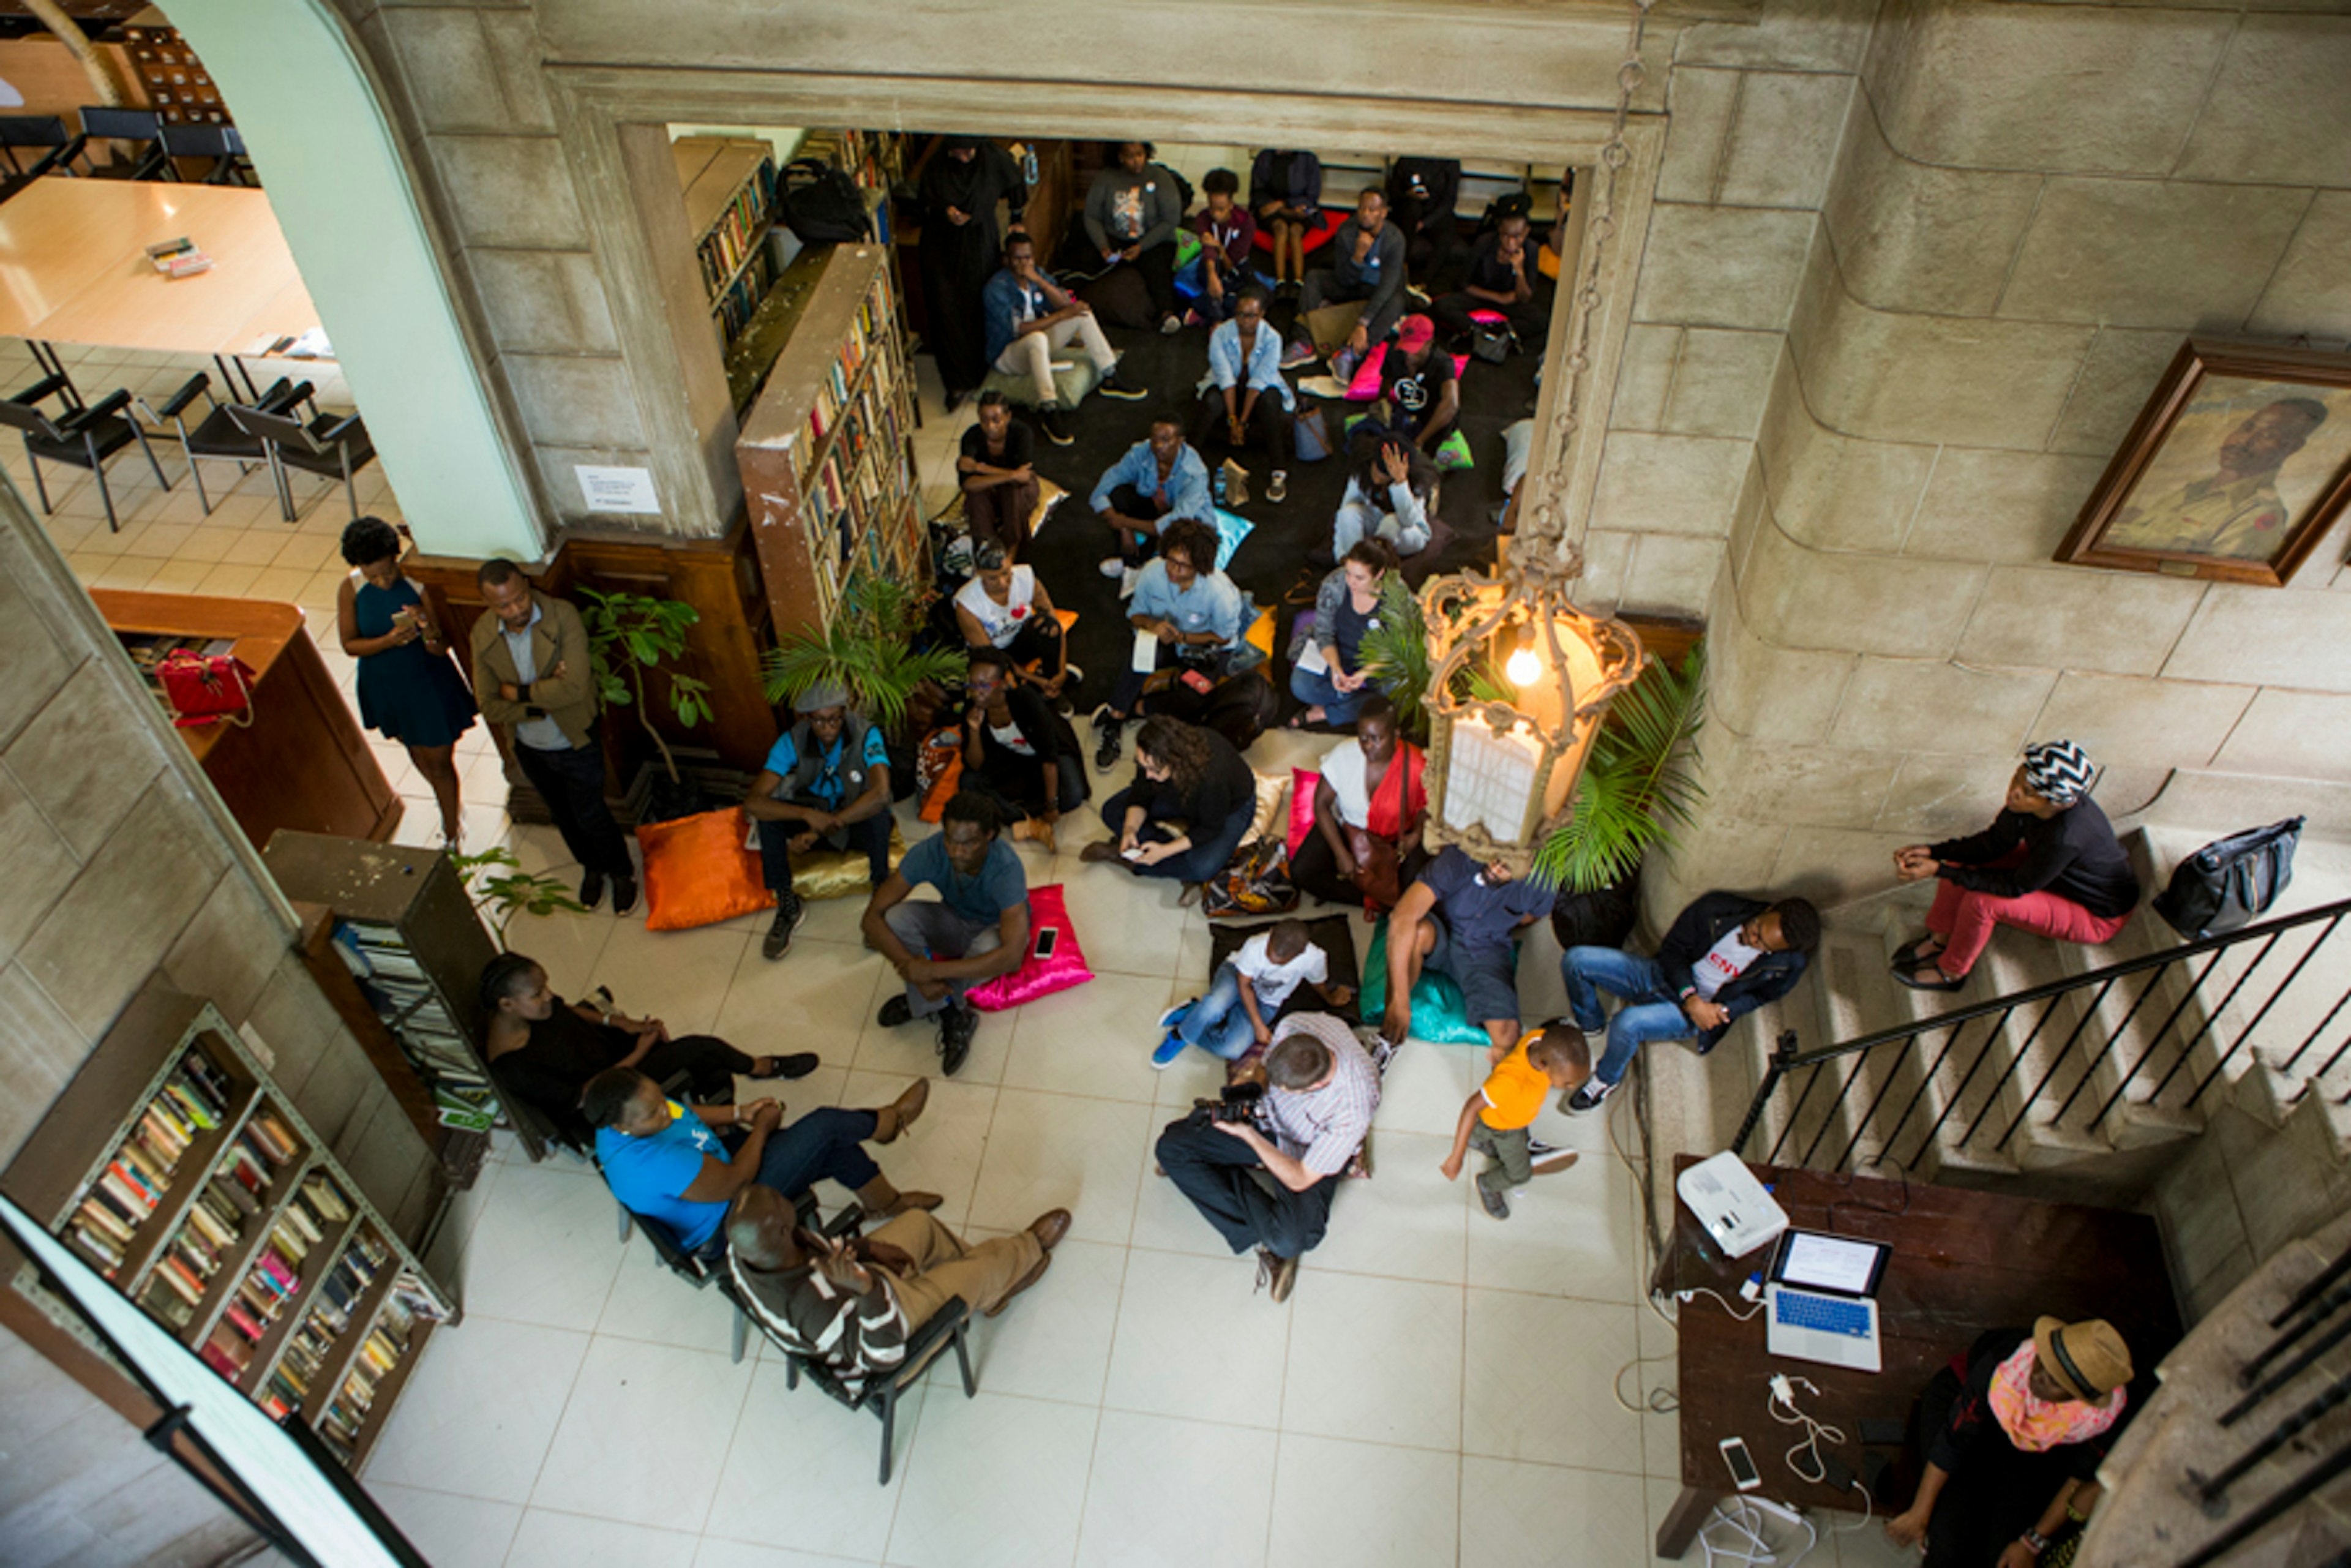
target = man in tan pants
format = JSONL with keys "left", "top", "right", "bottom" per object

{"left": 725, "top": 1186, "right": 1069, "bottom": 1371}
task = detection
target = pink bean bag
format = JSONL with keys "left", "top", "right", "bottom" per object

{"left": 966, "top": 883, "right": 1095, "bottom": 1011}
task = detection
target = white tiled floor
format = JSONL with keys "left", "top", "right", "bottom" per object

{"left": 11, "top": 336, "right": 1914, "bottom": 1567}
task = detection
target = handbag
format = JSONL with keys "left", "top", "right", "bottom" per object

{"left": 1470, "top": 323, "right": 1515, "bottom": 364}
{"left": 2153, "top": 817, "right": 2303, "bottom": 939}
{"left": 1348, "top": 827, "right": 1404, "bottom": 909}
{"left": 1294, "top": 400, "right": 1332, "bottom": 463}
{"left": 775, "top": 158, "right": 872, "bottom": 244}
{"left": 1203, "top": 833, "right": 1300, "bottom": 918}
{"left": 156, "top": 650, "right": 257, "bottom": 729}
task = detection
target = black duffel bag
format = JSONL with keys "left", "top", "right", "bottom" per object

{"left": 776, "top": 158, "right": 872, "bottom": 244}
{"left": 2152, "top": 816, "right": 2304, "bottom": 939}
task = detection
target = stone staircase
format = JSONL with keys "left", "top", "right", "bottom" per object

{"left": 1641, "top": 825, "right": 2351, "bottom": 1232}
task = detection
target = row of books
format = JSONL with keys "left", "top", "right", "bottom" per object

{"left": 315, "top": 1283, "right": 438, "bottom": 1461}
{"left": 803, "top": 278, "right": 890, "bottom": 452}
{"left": 188, "top": 1172, "right": 354, "bottom": 1380}
{"left": 696, "top": 157, "right": 775, "bottom": 299}
{"left": 332, "top": 920, "right": 493, "bottom": 1105}
{"left": 715, "top": 242, "right": 781, "bottom": 342}
{"left": 258, "top": 1229, "right": 391, "bottom": 1417}
{"left": 797, "top": 129, "right": 903, "bottom": 198}
{"left": 67, "top": 1048, "right": 242, "bottom": 1277}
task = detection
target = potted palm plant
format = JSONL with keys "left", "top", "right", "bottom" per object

{"left": 761, "top": 574, "right": 969, "bottom": 733}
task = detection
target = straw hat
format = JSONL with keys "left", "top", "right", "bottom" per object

{"left": 2033, "top": 1316, "right": 2132, "bottom": 1401}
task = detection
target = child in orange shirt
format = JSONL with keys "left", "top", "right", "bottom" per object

{"left": 1439, "top": 1022, "right": 1589, "bottom": 1220}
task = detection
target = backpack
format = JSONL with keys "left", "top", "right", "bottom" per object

{"left": 2152, "top": 817, "right": 2303, "bottom": 940}
{"left": 776, "top": 158, "right": 872, "bottom": 244}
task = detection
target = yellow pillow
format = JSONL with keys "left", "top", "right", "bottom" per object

{"left": 793, "top": 823, "right": 909, "bottom": 901}
{"left": 1241, "top": 770, "right": 1291, "bottom": 847}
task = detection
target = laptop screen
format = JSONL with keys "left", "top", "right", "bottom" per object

{"left": 1768, "top": 1229, "right": 1890, "bottom": 1298}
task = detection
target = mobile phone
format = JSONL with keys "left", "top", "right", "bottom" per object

{"left": 1720, "top": 1436, "right": 1762, "bottom": 1492}
{"left": 1858, "top": 1417, "right": 1906, "bottom": 1447}
{"left": 1180, "top": 669, "right": 1214, "bottom": 694}
{"left": 1032, "top": 926, "right": 1059, "bottom": 961}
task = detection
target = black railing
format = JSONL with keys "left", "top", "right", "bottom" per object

{"left": 1731, "top": 898, "right": 2351, "bottom": 1177}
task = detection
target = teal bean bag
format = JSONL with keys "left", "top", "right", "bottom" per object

{"left": 1358, "top": 919, "right": 1490, "bottom": 1046}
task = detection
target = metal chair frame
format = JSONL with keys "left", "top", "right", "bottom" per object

{"left": 0, "top": 388, "right": 173, "bottom": 532}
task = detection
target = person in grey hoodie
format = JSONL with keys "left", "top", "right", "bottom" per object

{"left": 1084, "top": 140, "right": 1185, "bottom": 334}
{"left": 1301, "top": 187, "right": 1409, "bottom": 357}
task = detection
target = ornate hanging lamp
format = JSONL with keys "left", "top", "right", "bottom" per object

{"left": 1414, "top": 0, "right": 1655, "bottom": 875}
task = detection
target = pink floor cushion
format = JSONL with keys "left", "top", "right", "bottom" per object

{"left": 1346, "top": 343, "right": 1472, "bottom": 401}
{"left": 1288, "top": 768, "right": 1321, "bottom": 860}
{"left": 966, "top": 883, "right": 1095, "bottom": 1011}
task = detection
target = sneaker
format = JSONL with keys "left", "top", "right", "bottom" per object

{"left": 1099, "top": 557, "right": 1127, "bottom": 580}
{"left": 1478, "top": 1185, "right": 1511, "bottom": 1221}
{"left": 579, "top": 869, "right": 607, "bottom": 912}
{"left": 1098, "top": 370, "right": 1148, "bottom": 400}
{"left": 1150, "top": 1033, "right": 1187, "bottom": 1069}
{"left": 760, "top": 892, "right": 806, "bottom": 960}
{"left": 1565, "top": 1078, "right": 1617, "bottom": 1115}
{"left": 1158, "top": 999, "right": 1197, "bottom": 1031}
{"left": 1526, "top": 1135, "right": 1561, "bottom": 1158}
{"left": 1267, "top": 471, "right": 1287, "bottom": 504}
{"left": 1093, "top": 718, "right": 1125, "bottom": 773}
{"left": 942, "top": 388, "right": 966, "bottom": 415}
{"left": 1254, "top": 1247, "right": 1299, "bottom": 1303}
{"left": 877, "top": 994, "right": 915, "bottom": 1029}
{"left": 1280, "top": 339, "right": 1318, "bottom": 369}
{"left": 939, "top": 1002, "right": 978, "bottom": 1076}
{"left": 1037, "top": 406, "right": 1074, "bottom": 446}
{"left": 1158, "top": 313, "right": 1183, "bottom": 335}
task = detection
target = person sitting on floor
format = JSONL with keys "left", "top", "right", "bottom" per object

{"left": 957, "top": 650, "right": 1086, "bottom": 852}
{"left": 1385, "top": 156, "right": 1463, "bottom": 283}
{"left": 1081, "top": 714, "right": 1258, "bottom": 895}
{"left": 1193, "top": 286, "right": 1292, "bottom": 503}
{"left": 480, "top": 953, "right": 818, "bottom": 1151}
{"left": 585, "top": 1066, "right": 937, "bottom": 1259}
{"left": 1085, "top": 140, "right": 1185, "bottom": 335}
{"left": 1154, "top": 1011, "right": 1380, "bottom": 1303}
{"left": 1249, "top": 148, "right": 1324, "bottom": 295}
{"left": 1333, "top": 425, "right": 1438, "bottom": 558}
{"left": 1289, "top": 537, "right": 1400, "bottom": 729}
{"left": 955, "top": 391, "right": 1040, "bottom": 557}
{"left": 1383, "top": 845, "right": 1552, "bottom": 1061}
{"left": 1439, "top": 1021, "right": 1589, "bottom": 1220}
{"left": 1890, "top": 739, "right": 2139, "bottom": 994}
{"left": 1291, "top": 696, "right": 1427, "bottom": 913}
{"left": 1154, "top": 916, "right": 1356, "bottom": 1068}
{"left": 1559, "top": 891, "right": 1820, "bottom": 1114}
{"left": 746, "top": 682, "right": 894, "bottom": 964}
{"left": 982, "top": 230, "right": 1145, "bottom": 448}
{"left": 1302, "top": 187, "right": 1408, "bottom": 360}
{"left": 953, "top": 541, "right": 1073, "bottom": 703}
{"left": 1885, "top": 1318, "right": 2132, "bottom": 1567}
{"left": 1378, "top": 313, "right": 1461, "bottom": 456}
{"left": 1090, "top": 517, "right": 1247, "bottom": 770}
{"left": 1192, "top": 167, "right": 1256, "bottom": 324}
{"left": 727, "top": 1187, "right": 1070, "bottom": 1373}
{"left": 861, "top": 790, "right": 1032, "bottom": 1078}
{"left": 1090, "top": 409, "right": 1215, "bottom": 582}
{"left": 1430, "top": 211, "right": 1549, "bottom": 354}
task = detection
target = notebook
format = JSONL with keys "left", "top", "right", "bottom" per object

{"left": 1763, "top": 1229, "right": 1890, "bottom": 1374}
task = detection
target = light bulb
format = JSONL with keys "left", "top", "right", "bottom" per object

{"left": 1505, "top": 638, "right": 1542, "bottom": 688}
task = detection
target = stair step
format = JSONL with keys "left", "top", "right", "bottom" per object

{"left": 2045, "top": 936, "right": 2208, "bottom": 1149}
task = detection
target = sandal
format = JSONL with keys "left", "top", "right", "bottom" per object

{"left": 1892, "top": 960, "right": 1963, "bottom": 993}
{"left": 1889, "top": 935, "right": 1944, "bottom": 970}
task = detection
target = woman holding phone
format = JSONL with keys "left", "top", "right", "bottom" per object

{"left": 339, "top": 516, "right": 478, "bottom": 846}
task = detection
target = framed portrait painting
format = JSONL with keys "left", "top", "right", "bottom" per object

{"left": 2057, "top": 337, "right": 2351, "bottom": 587}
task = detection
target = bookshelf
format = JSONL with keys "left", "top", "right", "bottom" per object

{"left": 675, "top": 137, "right": 782, "bottom": 369}
{"left": 1, "top": 986, "right": 456, "bottom": 1469}
{"left": 736, "top": 243, "right": 926, "bottom": 640}
{"left": 262, "top": 833, "right": 517, "bottom": 1172}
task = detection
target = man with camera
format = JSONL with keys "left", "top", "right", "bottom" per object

{"left": 1152, "top": 1011, "right": 1379, "bottom": 1303}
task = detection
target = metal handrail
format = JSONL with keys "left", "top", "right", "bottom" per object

{"left": 1734, "top": 896, "right": 2351, "bottom": 1165}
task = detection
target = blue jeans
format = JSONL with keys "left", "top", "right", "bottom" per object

{"left": 1561, "top": 947, "right": 1693, "bottom": 1087}
{"left": 1177, "top": 962, "right": 1265, "bottom": 1060}
{"left": 1288, "top": 662, "right": 1376, "bottom": 727}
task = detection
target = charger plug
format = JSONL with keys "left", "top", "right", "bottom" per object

{"left": 1769, "top": 1371, "right": 1795, "bottom": 1406}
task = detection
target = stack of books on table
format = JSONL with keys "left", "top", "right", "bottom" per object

{"left": 146, "top": 236, "right": 213, "bottom": 279}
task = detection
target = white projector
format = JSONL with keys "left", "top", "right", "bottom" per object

{"left": 1676, "top": 1151, "right": 1789, "bottom": 1261}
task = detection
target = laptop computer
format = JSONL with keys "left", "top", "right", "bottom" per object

{"left": 1763, "top": 1229, "right": 1891, "bottom": 1373}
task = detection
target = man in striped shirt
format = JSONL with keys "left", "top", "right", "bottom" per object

{"left": 725, "top": 1187, "right": 1070, "bottom": 1375}
{"left": 1153, "top": 1011, "right": 1380, "bottom": 1303}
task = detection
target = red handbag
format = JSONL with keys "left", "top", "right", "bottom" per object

{"left": 157, "top": 650, "right": 258, "bottom": 729}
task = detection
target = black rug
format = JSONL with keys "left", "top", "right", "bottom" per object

{"left": 1205, "top": 912, "right": 1364, "bottom": 1026}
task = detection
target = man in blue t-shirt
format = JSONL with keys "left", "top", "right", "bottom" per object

{"left": 746, "top": 681, "right": 895, "bottom": 962}
{"left": 861, "top": 790, "right": 1032, "bottom": 1077}
{"left": 587, "top": 1067, "right": 938, "bottom": 1257}
{"left": 1382, "top": 846, "right": 1553, "bottom": 1062}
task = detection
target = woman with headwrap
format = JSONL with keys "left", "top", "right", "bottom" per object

{"left": 1889, "top": 739, "right": 2139, "bottom": 991}
{"left": 918, "top": 135, "right": 1027, "bottom": 410}
{"left": 1885, "top": 1317, "right": 2133, "bottom": 1567}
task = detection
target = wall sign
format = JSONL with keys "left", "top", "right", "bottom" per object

{"left": 574, "top": 465, "right": 661, "bottom": 515}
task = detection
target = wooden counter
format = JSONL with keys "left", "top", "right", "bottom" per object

{"left": 92, "top": 590, "right": 400, "bottom": 851}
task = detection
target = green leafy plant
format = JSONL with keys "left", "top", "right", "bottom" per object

{"left": 1356, "top": 575, "right": 1439, "bottom": 737}
{"left": 451, "top": 847, "right": 587, "bottom": 944}
{"left": 762, "top": 572, "right": 966, "bottom": 733}
{"left": 1531, "top": 638, "right": 1708, "bottom": 893}
{"left": 579, "top": 588, "right": 712, "bottom": 783}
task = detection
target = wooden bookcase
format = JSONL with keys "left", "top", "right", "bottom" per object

{"left": 1, "top": 986, "right": 457, "bottom": 1471}
{"left": 675, "top": 136, "right": 781, "bottom": 365}
{"left": 262, "top": 833, "right": 512, "bottom": 1174}
{"left": 736, "top": 242, "right": 926, "bottom": 641}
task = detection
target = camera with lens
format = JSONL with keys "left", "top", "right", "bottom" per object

{"left": 1188, "top": 1079, "right": 1265, "bottom": 1128}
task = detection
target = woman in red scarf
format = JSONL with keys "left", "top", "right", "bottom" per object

{"left": 1291, "top": 696, "right": 1428, "bottom": 912}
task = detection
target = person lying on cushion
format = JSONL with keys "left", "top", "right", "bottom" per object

{"left": 1383, "top": 846, "right": 1551, "bottom": 1062}
{"left": 1289, "top": 537, "right": 1401, "bottom": 729}
{"left": 481, "top": 953, "right": 817, "bottom": 1151}
{"left": 1332, "top": 427, "right": 1438, "bottom": 558}
{"left": 952, "top": 539, "right": 1072, "bottom": 703}
{"left": 862, "top": 790, "right": 1032, "bottom": 1078}
{"left": 744, "top": 681, "right": 894, "bottom": 964}
{"left": 1291, "top": 695, "right": 1427, "bottom": 913}
{"left": 1081, "top": 714, "right": 1258, "bottom": 897}
{"left": 727, "top": 1186, "right": 1069, "bottom": 1376}
{"left": 1090, "top": 516, "right": 1245, "bottom": 772}
{"left": 1889, "top": 739, "right": 2138, "bottom": 994}
{"left": 958, "top": 649, "right": 1086, "bottom": 851}
{"left": 1377, "top": 313, "right": 1460, "bottom": 455}
{"left": 586, "top": 1066, "right": 937, "bottom": 1259}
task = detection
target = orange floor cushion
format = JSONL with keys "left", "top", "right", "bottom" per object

{"left": 637, "top": 806, "right": 773, "bottom": 931}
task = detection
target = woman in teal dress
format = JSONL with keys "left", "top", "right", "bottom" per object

{"left": 338, "top": 517, "right": 478, "bottom": 846}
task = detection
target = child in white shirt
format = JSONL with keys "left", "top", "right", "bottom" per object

{"left": 1153, "top": 918, "right": 1355, "bottom": 1065}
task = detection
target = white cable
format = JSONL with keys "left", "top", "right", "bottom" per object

{"left": 1698, "top": 1498, "right": 1819, "bottom": 1568}
{"left": 1681, "top": 1285, "right": 1766, "bottom": 1322}
{"left": 1768, "top": 1375, "right": 1847, "bottom": 1486}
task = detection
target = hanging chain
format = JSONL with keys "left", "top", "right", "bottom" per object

{"left": 1515, "top": 0, "right": 1658, "bottom": 587}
